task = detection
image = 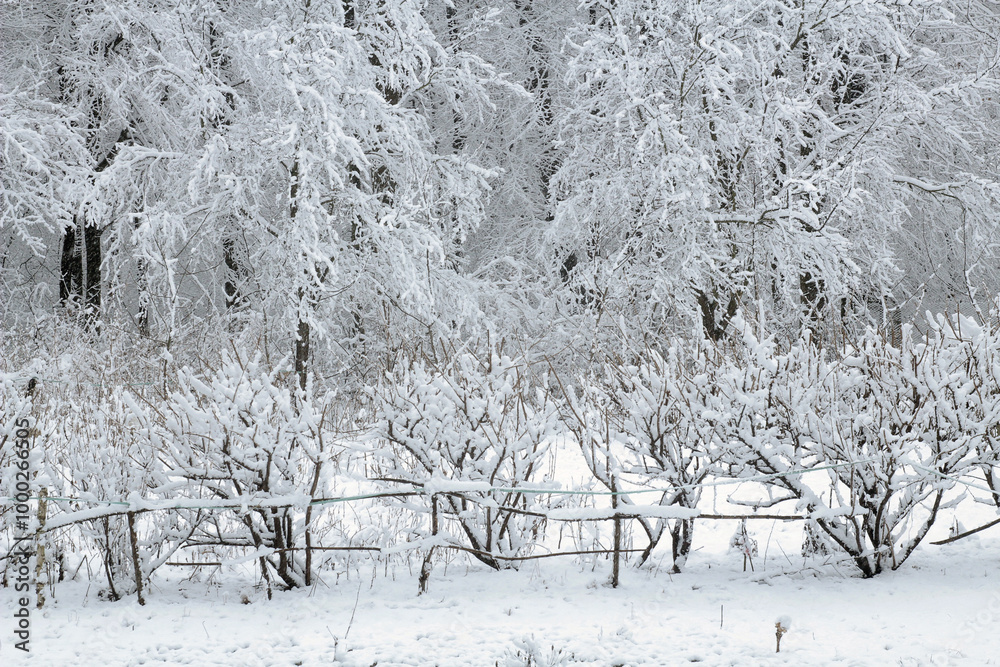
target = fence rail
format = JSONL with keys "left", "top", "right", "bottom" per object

{"left": 5, "top": 459, "right": 992, "bottom": 605}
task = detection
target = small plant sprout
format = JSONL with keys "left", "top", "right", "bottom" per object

{"left": 775, "top": 616, "right": 792, "bottom": 653}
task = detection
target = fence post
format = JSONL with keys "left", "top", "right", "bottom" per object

{"left": 608, "top": 470, "right": 622, "bottom": 589}
{"left": 127, "top": 511, "right": 145, "bottom": 605}
{"left": 35, "top": 488, "right": 48, "bottom": 609}
{"left": 419, "top": 494, "right": 438, "bottom": 595}
{"left": 612, "top": 513, "right": 621, "bottom": 588}
{"left": 304, "top": 520, "right": 313, "bottom": 588}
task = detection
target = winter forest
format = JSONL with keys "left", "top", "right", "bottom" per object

{"left": 3, "top": 1, "right": 1000, "bottom": 664}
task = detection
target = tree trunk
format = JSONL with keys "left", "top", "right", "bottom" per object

{"left": 669, "top": 517, "right": 694, "bottom": 574}
{"left": 59, "top": 216, "right": 102, "bottom": 328}
{"left": 295, "top": 300, "right": 310, "bottom": 392}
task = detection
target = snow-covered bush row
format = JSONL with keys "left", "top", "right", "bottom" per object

{"left": 0, "top": 373, "right": 178, "bottom": 599}
{"left": 558, "top": 313, "right": 1000, "bottom": 577}
{"left": 4, "top": 316, "right": 1000, "bottom": 600}
{"left": 0, "top": 349, "right": 353, "bottom": 599}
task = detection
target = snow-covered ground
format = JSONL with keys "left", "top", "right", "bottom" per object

{"left": 5, "top": 511, "right": 1000, "bottom": 667}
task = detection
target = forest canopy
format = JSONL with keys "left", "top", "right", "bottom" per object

{"left": 2, "top": 0, "right": 999, "bottom": 370}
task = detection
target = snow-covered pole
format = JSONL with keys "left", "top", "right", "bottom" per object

{"left": 34, "top": 488, "right": 47, "bottom": 610}
{"left": 418, "top": 494, "right": 439, "bottom": 595}
{"left": 127, "top": 510, "right": 145, "bottom": 605}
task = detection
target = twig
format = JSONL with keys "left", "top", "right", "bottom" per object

{"left": 344, "top": 577, "right": 362, "bottom": 640}
{"left": 931, "top": 516, "right": 1000, "bottom": 545}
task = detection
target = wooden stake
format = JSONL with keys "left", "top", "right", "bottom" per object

{"left": 127, "top": 511, "right": 145, "bottom": 606}
{"left": 419, "top": 495, "right": 438, "bottom": 595}
{"left": 612, "top": 515, "right": 621, "bottom": 588}
{"left": 35, "top": 488, "right": 47, "bottom": 609}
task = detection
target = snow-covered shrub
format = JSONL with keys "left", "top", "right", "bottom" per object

{"left": 152, "top": 351, "right": 329, "bottom": 590}
{"left": 51, "top": 387, "right": 163, "bottom": 600}
{"left": 499, "top": 635, "right": 576, "bottom": 667}
{"left": 719, "top": 317, "right": 982, "bottom": 576}
{"left": 0, "top": 366, "right": 172, "bottom": 600}
{"left": 948, "top": 312, "right": 1000, "bottom": 511}
{"left": 375, "top": 350, "right": 559, "bottom": 571}
{"left": 567, "top": 344, "right": 721, "bottom": 572}
{"left": 729, "top": 519, "right": 758, "bottom": 571}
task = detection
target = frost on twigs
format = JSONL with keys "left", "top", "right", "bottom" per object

{"left": 499, "top": 635, "right": 575, "bottom": 667}
{"left": 801, "top": 520, "right": 831, "bottom": 558}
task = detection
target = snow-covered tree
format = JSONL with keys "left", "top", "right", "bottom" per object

{"left": 551, "top": 0, "right": 1000, "bottom": 344}
{"left": 564, "top": 345, "right": 721, "bottom": 572}
{"left": 612, "top": 347, "right": 722, "bottom": 571}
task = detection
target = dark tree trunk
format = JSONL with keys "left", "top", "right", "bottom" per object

{"left": 289, "top": 155, "right": 311, "bottom": 391}
{"left": 137, "top": 254, "right": 150, "bottom": 337}
{"left": 59, "top": 224, "right": 81, "bottom": 303}
{"left": 208, "top": 19, "right": 247, "bottom": 315}
{"left": 59, "top": 123, "right": 129, "bottom": 327}
{"left": 343, "top": 0, "right": 355, "bottom": 30}
{"left": 800, "top": 270, "right": 827, "bottom": 339}
{"left": 223, "top": 236, "right": 245, "bottom": 312}
{"left": 60, "top": 216, "right": 102, "bottom": 327}
{"left": 696, "top": 288, "right": 737, "bottom": 341}
{"left": 669, "top": 517, "right": 694, "bottom": 574}
{"left": 294, "top": 297, "right": 310, "bottom": 392}
{"left": 514, "top": 0, "right": 555, "bottom": 220}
